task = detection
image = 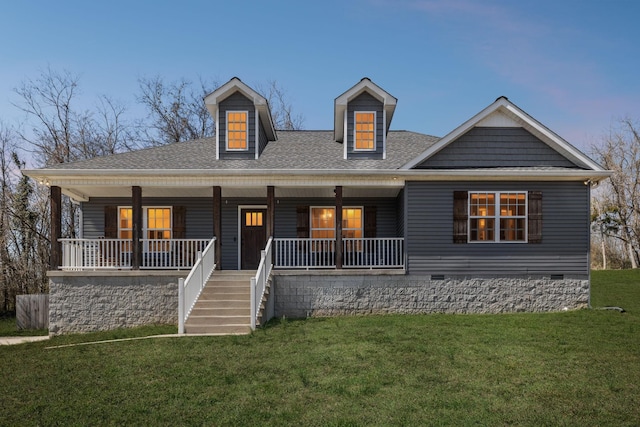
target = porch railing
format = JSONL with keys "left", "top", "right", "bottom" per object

{"left": 273, "top": 238, "right": 337, "bottom": 268}
{"left": 60, "top": 238, "right": 132, "bottom": 270}
{"left": 273, "top": 237, "right": 404, "bottom": 269}
{"left": 59, "top": 238, "right": 210, "bottom": 270}
{"left": 342, "top": 238, "right": 405, "bottom": 268}
{"left": 251, "top": 237, "right": 273, "bottom": 330}
{"left": 178, "top": 237, "right": 216, "bottom": 334}
{"left": 140, "top": 239, "right": 210, "bottom": 269}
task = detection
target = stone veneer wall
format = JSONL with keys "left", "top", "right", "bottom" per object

{"left": 48, "top": 271, "right": 183, "bottom": 335}
{"left": 273, "top": 272, "right": 589, "bottom": 318}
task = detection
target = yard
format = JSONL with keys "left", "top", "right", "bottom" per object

{"left": 1, "top": 270, "right": 639, "bottom": 426}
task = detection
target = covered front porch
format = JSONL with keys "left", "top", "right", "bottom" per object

{"left": 45, "top": 174, "right": 407, "bottom": 272}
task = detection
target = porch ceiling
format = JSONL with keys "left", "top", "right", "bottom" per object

{"left": 60, "top": 184, "right": 403, "bottom": 201}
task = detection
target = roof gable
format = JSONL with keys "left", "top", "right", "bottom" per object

{"left": 204, "top": 77, "right": 277, "bottom": 141}
{"left": 334, "top": 78, "right": 397, "bottom": 143}
{"left": 402, "top": 97, "right": 605, "bottom": 171}
{"left": 416, "top": 127, "right": 579, "bottom": 169}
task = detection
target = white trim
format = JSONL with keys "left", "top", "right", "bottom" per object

{"left": 382, "top": 109, "right": 387, "bottom": 160}
{"left": 353, "top": 111, "right": 376, "bottom": 152}
{"left": 343, "top": 109, "right": 348, "bottom": 159}
{"left": 254, "top": 106, "right": 259, "bottom": 160}
{"left": 467, "top": 191, "right": 527, "bottom": 244}
{"left": 226, "top": 110, "right": 249, "bottom": 151}
{"left": 215, "top": 106, "right": 220, "bottom": 160}
{"left": 401, "top": 97, "right": 607, "bottom": 171}
{"left": 237, "top": 205, "right": 267, "bottom": 270}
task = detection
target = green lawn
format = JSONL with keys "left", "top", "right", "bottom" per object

{"left": 1, "top": 270, "right": 639, "bottom": 426}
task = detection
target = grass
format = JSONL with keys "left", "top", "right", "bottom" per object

{"left": 0, "top": 315, "right": 48, "bottom": 337}
{"left": 1, "top": 270, "right": 639, "bottom": 426}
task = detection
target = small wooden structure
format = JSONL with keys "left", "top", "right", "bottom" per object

{"left": 16, "top": 294, "right": 49, "bottom": 330}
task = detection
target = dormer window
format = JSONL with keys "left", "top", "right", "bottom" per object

{"left": 355, "top": 112, "right": 376, "bottom": 150}
{"left": 226, "top": 111, "right": 248, "bottom": 150}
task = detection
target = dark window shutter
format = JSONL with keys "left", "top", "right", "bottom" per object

{"left": 104, "top": 206, "right": 118, "bottom": 238}
{"left": 173, "top": 206, "right": 186, "bottom": 239}
{"left": 528, "top": 191, "right": 542, "bottom": 243}
{"left": 364, "top": 206, "right": 377, "bottom": 238}
{"left": 453, "top": 191, "right": 468, "bottom": 243}
{"left": 296, "top": 206, "right": 310, "bottom": 238}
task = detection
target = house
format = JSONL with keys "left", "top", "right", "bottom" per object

{"left": 24, "top": 77, "right": 611, "bottom": 335}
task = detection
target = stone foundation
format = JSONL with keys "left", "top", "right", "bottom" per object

{"left": 48, "top": 271, "right": 183, "bottom": 335}
{"left": 273, "top": 271, "right": 589, "bottom": 318}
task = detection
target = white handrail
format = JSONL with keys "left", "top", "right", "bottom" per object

{"left": 178, "top": 237, "right": 216, "bottom": 334}
{"left": 251, "top": 237, "right": 273, "bottom": 330}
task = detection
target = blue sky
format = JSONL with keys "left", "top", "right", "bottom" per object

{"left": 1, "top": 0, "right": 639, "bottom": 157}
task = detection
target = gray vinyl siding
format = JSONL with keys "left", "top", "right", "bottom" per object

{"left": 258, "top": 120, "right": 268, "bottom": 156}
{"left": 405, "top": 181, "right": 590, "bottom": 277}
{"left": 395, "top": 189, "right": 405, "bottom": 237}
{"left": 218, "top": 92, "right": 256, "bottom": 160}
{"left": 81, "top": 197, "right": 214, "bottom": 239}
{"left": 346, "top": 92, "right": 384, "bottom": 159}
{"left": 417, "top": 127, "right": 581, "bottom": 169}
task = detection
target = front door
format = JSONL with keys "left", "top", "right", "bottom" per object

{"left": 241, "top": 208, "right": 267, "bottom": 270}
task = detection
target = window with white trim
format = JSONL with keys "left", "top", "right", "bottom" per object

{"left": 226, "top": 111, "right": 248, "bottom": 150}
{"left": 354, "top": 111, "right": 375, "bottom": 150}
{"left": 469, "top": 192, "right": 527, "bottom": 242}
{"left": 310, "top": 207, "right": 363, "bottom": 238}
{"left": 118, "top": 207, "right": 173, "bottom": 251}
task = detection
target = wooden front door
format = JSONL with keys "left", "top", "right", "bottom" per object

{"left": 241, "top": 208, "right": 267, "bottom": 270}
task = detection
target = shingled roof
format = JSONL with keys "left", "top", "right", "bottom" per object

{"left": 45, "top": 130, "right": 440, "bottom": 171}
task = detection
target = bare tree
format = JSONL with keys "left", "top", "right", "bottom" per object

{"left": 136, "top": 76, "right": 218, "bottom": 145}
{"left": 137, "top": 77, "right": 305, "bottom": 146}
{"left": 591, "top": 118, "right": 640, "bottom": 268}
{"left": 0, "top": 124, "right": 50, "bottom": 311}
{"left": 256, "top": 80, "right": 305, "bottom": 130}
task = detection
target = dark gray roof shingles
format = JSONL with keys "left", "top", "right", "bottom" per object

{"left": 46, "top": 130, "right": 440, "bottom": 171}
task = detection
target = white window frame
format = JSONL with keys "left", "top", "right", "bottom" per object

{"left": 468, "top": 192, "right": 528, "bottom": 243}
{"left": 310, "top": 206, "right": 364, "bottom": 238}
{"left": 117, "top": 206, "right": 173, "bottom": 252}
{"left": 353, "top": 111, "right": 376, "bottom": 151}
{"left": 226, "top": 110, "right": 249, "bottom": 151}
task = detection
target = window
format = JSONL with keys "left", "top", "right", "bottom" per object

{"left": 310, "top": 207, "right": 363, "bottom": 238}
{"left": 117, "top": 207, "right": 173, "bottom": 251}
{"left": 119, "top": 208, "right": 133, "bottom": 240}
{"left": 354, "top": 112, "right": 375, "bottom": 150}
{"left": 119, "top": 207, "right": 133, "bottom": 252}
{"left": 311, "top": 208, "right": 335, "bottom": 239}
{"left": 469, "top": 192, "right": 526, "bottom": 242}
{"left": 245, "top": 211, "right": 263, "bottom": 227}
{"left": 226, "top": 111, "right": 248, "bottom": 150}
{"left": 342, "top": 208, "right": 363, "bottom": 238}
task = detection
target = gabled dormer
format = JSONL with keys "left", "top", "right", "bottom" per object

{"left": 334, "top": 78, "right": 397, "bottom": 160}
{"left": 204, "top": 77, "right": 277, "bottom": 160}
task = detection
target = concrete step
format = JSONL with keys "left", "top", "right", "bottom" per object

{"left": 186, "top": 315, "right": 250, "bottom": 326}
{"left": 184, "top": 324, "right": 251, "bottom": 335}
{"left": 193, "top": 300, "right": 249, "bottom": 309}
{"left": 190, "top": 307, "right": 251, "bottom": 316}
{"left": 200, "top": 284, "right": 251, "bottom": 295}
